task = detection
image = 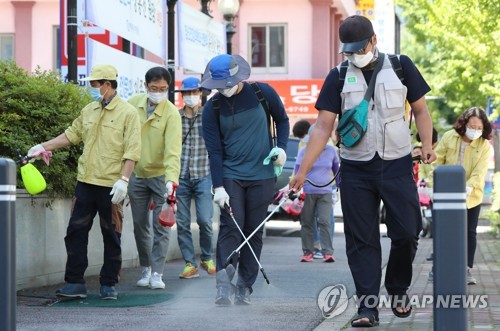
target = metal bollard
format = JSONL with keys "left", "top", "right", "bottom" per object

{"left": 0, "top": 158, "right": 16, "bottom": 331}
{"left": 433, "top": 165, "right": 467, "bottom": 331}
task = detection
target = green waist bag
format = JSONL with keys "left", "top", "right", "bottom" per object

{"left": 337, "top": 53, "right": 385, "bottom": 148}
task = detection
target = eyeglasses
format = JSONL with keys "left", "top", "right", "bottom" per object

{"left": 343, "top": 39, "right": 372, "bottom": 56}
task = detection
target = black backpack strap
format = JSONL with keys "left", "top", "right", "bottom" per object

{"left": 251, "top": 82, "right": 271, "bottom": 126}
{"left": 388, "top": 54, "right": 404, "bottom": 83}
{"left": 337, "top": 60, "right": 349, "bottom": 92}
{"left": 251, "top": 82, "right": 276, "bottom": 147}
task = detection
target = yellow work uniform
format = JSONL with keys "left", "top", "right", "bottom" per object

{"left": 127, "top": 94, "right": 182, "bottom": 183}
{"left": 65, "top": 94, "right": 141, "bottom": 187}
{"left": 432, "top": 130, "right": 491, "bottom": 208}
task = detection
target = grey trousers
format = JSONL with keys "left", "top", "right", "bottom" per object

{"left": 300, "top": 193, "right": 334, "bottom": 255}
{"left": 128, "top": 173, "right": 170, "bottom": 274}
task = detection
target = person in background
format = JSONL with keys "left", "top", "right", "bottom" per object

{"left": 429, "top": 107, "right": 491, "bottom": 284}
{"left": 28, "top": 64, "right": 141, "bottom": 300}
{"left": 295, "top": 124, "right": 340, "bottom": 263}
{"left": 127, "top": 67, "right": 182, "bottom": 290}
{"left": 292, "top": 119, "right": 311, "bottom": 151}
{"left": 174, "top": 77, "right": 216, "bottom": 279}
{"left": 201, "top": 54, "right": 289, "bottom": 306}
{"left": 300, "top": 124, "right": 339, "bottom": 259}
{"left": 289, "top": 15, "right": 436, "bottom": 327}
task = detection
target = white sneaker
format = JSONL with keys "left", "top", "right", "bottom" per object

{"left": 467, "top": 268, "right": 477, "bottom": 285}
{"left": 149, "top": 272, "right": 165, "bottom": 289}
{"left": 136, "top": 267, "right": 151, "bottom": 287}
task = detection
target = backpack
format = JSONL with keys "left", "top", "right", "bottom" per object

{"left": 212, "top": 82, "right": 276, "bottom": 144}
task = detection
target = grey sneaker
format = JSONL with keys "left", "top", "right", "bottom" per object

{"left": 100, "top": 285, "right": 118, "bottom": 300}
{"left": 55, "top": 283, "right": 87, "bottom": 298}
{"left": 215, "top": 285, "right": 234, "bottom": 306}
{"left": 467, "top": 268, "right": 477, "bottom": 285}
{"left": 235, "top": 287, "right": 252, "bottom": 305}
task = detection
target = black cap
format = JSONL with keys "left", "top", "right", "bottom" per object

{"left": 339, "top": 15, "right": 374, "bottom": 53}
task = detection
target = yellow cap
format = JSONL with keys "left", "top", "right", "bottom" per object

{"left": 79, "top": 64, "right": 118, "bottom": 81}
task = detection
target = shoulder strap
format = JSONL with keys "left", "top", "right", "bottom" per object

{"left": 388, "top": 54, "right": 404, "bottom": 83}
{"left": 337, "top": 60, "right": 349, "bottom": 92}
{"left": 363, "top": 53, "right": 385, "bottom": 102}
{"left": 251, "top": 82, "right": 272, "bottom": 127}
{"left": 338, "top": 55, "right": 403, "bottom": 92}
{"left": 251, "top": 82, "right": 276, "bottom": 147}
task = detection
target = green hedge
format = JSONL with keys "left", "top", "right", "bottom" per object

{"left": 0, "top": 61, "right": 90, "bottom": 198}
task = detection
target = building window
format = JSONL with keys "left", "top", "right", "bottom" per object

{"left": 249, "top": 24, "right": 286, "bottom": 73}
{"left": 0, "top": 34, "right": 14, "bottom": 61}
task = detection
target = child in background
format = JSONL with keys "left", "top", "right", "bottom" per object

{"left": 295, "top": 125, "right": 340, "bottom": 262}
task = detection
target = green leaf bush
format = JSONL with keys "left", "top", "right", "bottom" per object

{"left": 0, "top": 61, "right": 90, "bottom": 198}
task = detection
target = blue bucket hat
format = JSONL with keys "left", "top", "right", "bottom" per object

{"left": 201, "top": 54, "right": 251, "bottom": 89}
{"left": 174, "top": 77, "right": 202, "bottom": 92}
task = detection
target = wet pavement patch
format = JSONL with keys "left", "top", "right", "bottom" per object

{"left": 50, "top": 292, "right": 174, "bottom": 308}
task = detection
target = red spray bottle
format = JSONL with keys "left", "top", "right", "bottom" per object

{"left": 158, "top": 182, "right": 178, "bottom": 227}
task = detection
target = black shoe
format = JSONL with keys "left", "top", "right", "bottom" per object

{"left": 215, "top": 285, "right": 234, "bottom": 306}
{"left": 426, "top": 252, "right": 433, "bottom": 261}
{"left": 100, "top": 285, "right": 118, "bottom": 300}
{"left": 235, "top": 287, "right": 252, "bottom": 305}
{"left": 55, "top": 283, "right": 87, "bottom": 298}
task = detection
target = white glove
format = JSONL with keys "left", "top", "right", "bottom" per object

{"left": 28, "top": 144, "right": 45, "bottom": 157}
{"left": 214, "top": 187, "right": 230, "bottom": 209}
{"left": 271, "top": 147, "right": 286, "bottom": 167}
{"left": 166, "top": 181, "right": 174, "bottom": 196}
{"left": 110, "top": 179, "right": 128, "bottom": 204}
{"left": 466, "top": 186, "right": 472, "bottom": 197}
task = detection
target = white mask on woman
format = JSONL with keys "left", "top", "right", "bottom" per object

{"left": 465, "top": 127, "right": 482, "bottom": 140}
{"left": 183, "top": 95, "right": 200, "bottom": 108}
{"left": 346, "top": 51, "right": 374, "bottom": 68}
{"left": 218, "top": 85, "right": 238, "bottom": 98}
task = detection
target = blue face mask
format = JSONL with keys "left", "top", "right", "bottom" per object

{"left": 89, "top": 86, "right": 104, "bottom": 102}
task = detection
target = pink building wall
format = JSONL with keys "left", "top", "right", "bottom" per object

{"left": 0, "top": 0, "right": 59, "bottom": 71}
{"left": 0, "top": 0, "right": 355, "bottom": 79}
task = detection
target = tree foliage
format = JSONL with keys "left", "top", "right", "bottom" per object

{"left": 0, "top": 61, "right": 90, "bottom": 198}
{"left": 397, "top": 0, "right": 499, "bottom": 121}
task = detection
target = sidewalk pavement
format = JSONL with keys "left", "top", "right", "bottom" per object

{"left": 15, "top": 219, "right": 499, "bottom": 330}
{"left": 316, "top": 221, "right": 500, "bottom": 330}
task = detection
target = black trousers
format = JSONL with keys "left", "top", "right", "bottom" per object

{"left": 215, "top": 178, "right": 274, "bottom": 289}
{"left": 467, "top": 204, "right": 481, "bottom": 268}
{"left": 340, "top": 172, "right": 421, "bottom": 312}
{"left": 64, "top": 181, "right": 123, "bottom": 286}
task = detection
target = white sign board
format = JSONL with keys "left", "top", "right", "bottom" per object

{"left": 177, "top": 1, "right": 226, "bottom": 73}
{"left": 85, "top": 0, "right": 166, "bottom": 59}
{"left": 86, "top": 39, "right": 164, "bottom": 99}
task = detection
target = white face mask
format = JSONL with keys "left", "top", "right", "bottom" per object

{"left": 183, "top": 95, "right": 200, "bottom": 108}
{"left": 346, "top": 51, "right": 374, "bottom": 68}
{"left": 148, "top": 91, "right": 167, "bottom": 104}
{"left": 465, "top": 127, "right": 482, "bottom": 140}
{"left": 218, "top": 85, "right": 238, "bottom": 98}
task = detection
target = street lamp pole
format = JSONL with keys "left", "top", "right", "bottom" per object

{"left": 218, "top": 0, "right": 240, "bottom": 55}
{"left": 167, "top": 0, "right": 178, "bottom": 104}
